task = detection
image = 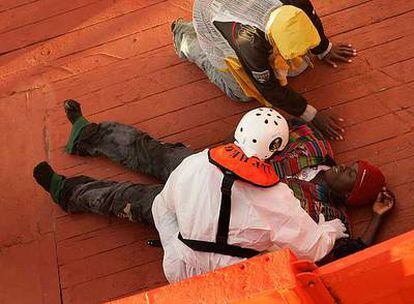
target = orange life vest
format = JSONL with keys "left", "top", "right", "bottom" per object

{"left": 208, "top": 143, "right": 280, "bottom": 187}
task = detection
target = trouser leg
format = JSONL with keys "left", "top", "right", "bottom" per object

{"left": 172, "top": 20, "right": 250, "bottom": 102}
{"left": 73, "top": 121, "right": 193, "bottom": 183}
{"left": 59, "top": 175, "right": 164, "bottom": 226}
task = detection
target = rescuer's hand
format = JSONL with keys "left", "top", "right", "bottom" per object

{"left": 318, "top": 214, "right": 349, "bottom": 240}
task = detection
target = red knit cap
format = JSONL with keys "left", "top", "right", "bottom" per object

{"left": 346, "top": 161, "right": 385, "bottom": 206}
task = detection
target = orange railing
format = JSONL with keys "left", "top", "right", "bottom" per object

{"left": 107, "top": 230, "right": 414, "bottom": 304}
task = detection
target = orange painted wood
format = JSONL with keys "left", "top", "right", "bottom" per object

{"left": 0, "top": 0, "right": 165, "bottom": 55}
{"left": 0, "top": 0, "right": 95, "bottom": 34}
{"left": 0, "top": 233, "right": 61, "bottom": 304}
{"left": 0, "top": 0, "right": 38, "bottom": 13}
{"left": 320, "top": 0, "right": 414, "bottom": 37}
{"left": 62, "top": 259, "right": 166, "bottom": 304}
{"left": 60, "top": 238, "right": 163, "bottom": 288}
{"left": 313, "top": 0, "right": 372, "bottom": 17}
{"left": 383, "top": 57, "right": 414, "bottom": 84}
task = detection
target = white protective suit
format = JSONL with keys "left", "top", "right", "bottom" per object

{"left": 152, "top": 150, "right": 340, "bottom": 283}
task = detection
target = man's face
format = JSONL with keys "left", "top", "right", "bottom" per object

{"left": 324, "top": 163, "right": 359, "bottom": 195}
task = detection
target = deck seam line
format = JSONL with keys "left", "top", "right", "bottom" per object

{"left": 106, "top": 283, "right": 167, "bottom": 303}
{"left": 381, "top": 54, "right": 414, "bottom": 69}
{"left": 318, "top": 0, "right": 374, "bottom": 18}
{"left": 129, "top": 93, "right": 225, "bottom": 126}
{"left": 56, "top": 224, "right": 114, "bottom": 243}
{"left": 158, "top": 108, "right": 248, "bottom": 140}
{"left": 335, "top": 131, "right": 411, "bottom": 156}
{"left": 330, "top": 8, "right": 414, "bottom": 39}
{"left": 0, "top": 0, "right": 168, "bottom": 57}
{"left": 54, "top": 22, "right": 170, "bottom": 61}
{"left": 0, "top": 0, "right": 102, "bottom": 35}
{"left": 45, "top": 44, "right": 174, "bottom": 91}
{"left": 60, "top": 259, "right": 162, "bottom": 289}
{"left": 58, "top": 237, "right": 159, "bottom": 267}
{"left": 49, "top": 75, "right": 208, "bottom": 126}
{"left": 0, "top": 0, "right": 39, "bottom": 14}
{"left": 0, "top": 27, "right": 171, "bottom": 87}
{"left": 57, "top": 224, "right": 144, "bottom": 245}
{"left": 53, "top": 232, "right": 65, "bottom": 304}
{"left": 56, "top": 222, "right": 129, "bottom": 239}
{"left": 0, "top": 42, "right": 174, "bottom": 100}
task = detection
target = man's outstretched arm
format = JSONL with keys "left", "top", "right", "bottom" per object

{"left": 361, "top": 188, "right": 396, "bottom": 246}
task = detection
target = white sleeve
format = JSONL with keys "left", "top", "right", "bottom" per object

{"left": 152, "top": 177, "right": 179, "bottom": 247}
{"left": 251, "top": 183, "right": 337, "bottom": 262}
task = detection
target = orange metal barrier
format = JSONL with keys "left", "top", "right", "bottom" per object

{"left": 319, "top": 230, "right": 414, "bottom": 304}
{"left": 107, "top": 230, "right": 414, "bottom": 304}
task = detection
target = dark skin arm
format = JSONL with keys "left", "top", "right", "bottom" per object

{"left": 360, "top": 188, "right": 395, "bottom": 246}
{"left": 324, "top": 44, "right": 357, "bottom": 68}
{"left": 312, "top": 111, "right": 345, "bottom": 141}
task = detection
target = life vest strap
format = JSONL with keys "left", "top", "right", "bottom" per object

{"left": 177, "top": 171, "right": 261, "bottom": 259}
{"left": 216, "top": 172, "right": 235, "bottom": 245}
{"left": 178, "top": 233, "right": 260, "bottom": 259}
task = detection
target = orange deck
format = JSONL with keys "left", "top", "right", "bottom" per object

{"left": 0, "top": 0, "right": 413, "bottom": 303}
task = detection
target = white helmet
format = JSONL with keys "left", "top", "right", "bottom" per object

{"left": 234, "top": 107, "right": 289, "bottom": 160}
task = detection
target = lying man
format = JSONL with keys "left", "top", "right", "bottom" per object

{"left": 33, "top": 101, "right": 393, "bottom": 283}
{"left": 269, "top": 119, "right": 394, "bottom": 260}
{"left": 172, "top": 0, "right": 357, "bottom": 140}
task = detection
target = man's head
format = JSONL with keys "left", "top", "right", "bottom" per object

{"left": 267, "top": 5, "right": 321, "bottom": 60}
{"left": 325, "top": 161, "right": 386, "bottom": 205}
{"left": 234, "top": 107, "right": 289, "bottom": 160}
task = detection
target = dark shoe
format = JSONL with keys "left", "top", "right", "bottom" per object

{"left": 33, "top": 161, "right": 56, "bottom": 192}
{"left": 64, "top": 99, "right": 83, "bottom": 124}
{"left": 171, "top": 18, "right": 189, "bottom": 59}
{"left": 171, "top": 17, "right": 184, "bottom": 33}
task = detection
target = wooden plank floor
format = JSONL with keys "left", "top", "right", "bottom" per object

{"left": 0, "top": 0, "right": 413, "bottom": 303}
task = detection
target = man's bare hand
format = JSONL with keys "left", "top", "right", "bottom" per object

{"left": 324, "top": 43, "right": 357, "bottom": 68}
{"left": 312, "top": 112, "right": 345, "bottom": 141}
{"left": 373, "top": 187, "right": 395, "bottom": 216}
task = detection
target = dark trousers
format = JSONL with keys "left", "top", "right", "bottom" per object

{"left": 60, "top": 122, "right": 193, "bottom": 226}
